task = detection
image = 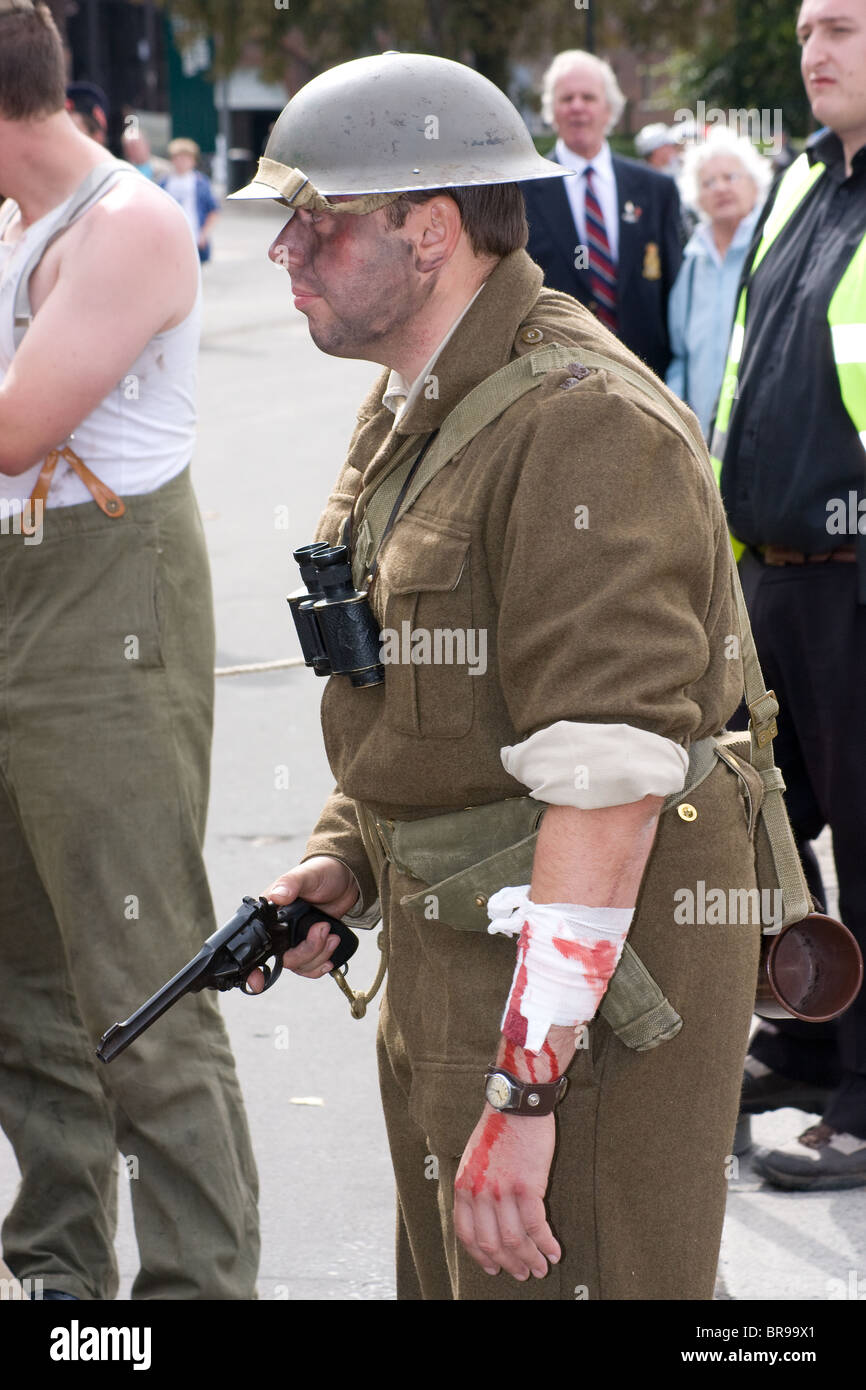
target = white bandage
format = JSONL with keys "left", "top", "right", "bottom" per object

{"left": 487, "top": 885, "right": 633, "bottom": 1054}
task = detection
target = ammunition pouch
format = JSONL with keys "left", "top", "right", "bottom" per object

{"left": 361, "top": 735, "right": 729, "bottom": 1052}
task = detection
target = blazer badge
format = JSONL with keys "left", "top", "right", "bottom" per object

{"left": 622, "top": 201, "right": 642, "bottom": 224}
{"left": 642, "top": 241, "right": 662, "bottom": 280}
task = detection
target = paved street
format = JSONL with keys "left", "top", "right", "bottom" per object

{"left": 1, "top": 202, "right": 864, "bottom": 1301}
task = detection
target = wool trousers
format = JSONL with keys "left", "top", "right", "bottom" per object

{"left": 0, "top": 470, "right": 259, "bottom": 1299}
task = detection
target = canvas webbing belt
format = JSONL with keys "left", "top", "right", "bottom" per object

{"left": 342, "top": 344, "right": 811, "bottom": 1043}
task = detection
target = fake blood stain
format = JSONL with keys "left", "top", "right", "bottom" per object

{"left": 541, "top": 1041, "right": 559, "bottom": 1079}
{"left": 503, "top": 921, "right": 531, "bottom": 1049}
{"left": 457, "top": 1112, "right": 507, "bottom": 1196}
{"left": 553, "top": 934, "right": 618, "bottom": 1005}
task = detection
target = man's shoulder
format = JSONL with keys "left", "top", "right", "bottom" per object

{"left": 57, "top": 170, "right": 197, "bottom": 276}
{"left": 499, "top": 290, "right": 706, "bottom": 456}
{"left": 89, "top": 168, "right": 192, "bottom": 232}
{"left": 32, "top": 164, "right": 198, "bottom": 323}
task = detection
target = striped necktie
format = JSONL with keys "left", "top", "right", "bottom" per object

{"left": 584, "top": 166, "right": 618, "bottom": 332}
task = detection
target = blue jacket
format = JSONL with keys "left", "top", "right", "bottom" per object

{"left": 666, "top": 205, "right": 762, "bottom": 438}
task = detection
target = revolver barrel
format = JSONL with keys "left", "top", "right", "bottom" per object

{"left": 96, "top": 950, "right": 214, "bottom": 1063}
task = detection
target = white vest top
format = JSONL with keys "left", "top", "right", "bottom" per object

{"left": 0, "top": 172, "right": 201, "bottom": 512}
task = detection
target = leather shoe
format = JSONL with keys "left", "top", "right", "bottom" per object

{"left": 753, "top": 1123, "right": 866, "bottom": 1190}
{"left": 740, "top": 1059, "right": 831, "bottom": 1116}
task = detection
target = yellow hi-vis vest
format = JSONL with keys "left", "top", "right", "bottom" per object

{"left": 710, "top": 152, "right": 866, "bottom": 560}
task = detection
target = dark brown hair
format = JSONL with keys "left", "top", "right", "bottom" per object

{"left": 0, "top": 3, "right": 67, "bottom": 121}
{"left": 385, "top": 183, "right": 528, "bottom": 259}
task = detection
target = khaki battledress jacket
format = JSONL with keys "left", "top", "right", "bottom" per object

{"left": 304, "top": 249, "right": 760, "bottom": 1300}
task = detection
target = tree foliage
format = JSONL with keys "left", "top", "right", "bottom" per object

{"left": 688, "top": 0, "right": 812, "bottom": 135}
{"left": 154, "top": 0, "right": 813, "bottom": 134}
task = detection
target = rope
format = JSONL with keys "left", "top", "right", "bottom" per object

{"left": 214, "top": 656, "right": 306, "bottom": 678}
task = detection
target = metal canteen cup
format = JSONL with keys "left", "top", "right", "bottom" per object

{"left": 755, "top": 913, "right": 864, "bottom": 1022}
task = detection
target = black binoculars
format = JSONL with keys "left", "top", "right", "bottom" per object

{"left": 288, "top": 542, "right": 384, "bottom": 688}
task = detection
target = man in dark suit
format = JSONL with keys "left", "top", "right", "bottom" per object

{"left": 522, "top": 50, "right": 683, "bottom": 378}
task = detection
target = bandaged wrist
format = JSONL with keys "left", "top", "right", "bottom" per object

{"left": 487, "top": 885, "right": 633, "bottom": 1054}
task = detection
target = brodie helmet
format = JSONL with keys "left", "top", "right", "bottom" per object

{"left": 229, "top": 51, "right": 569, "bottom": 218}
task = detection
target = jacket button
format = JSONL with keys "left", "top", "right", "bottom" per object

{"left": 678, "top": 804, "right": 698, "bottom": 822}
{"left": 520, "top": 326, "right": 544, "bottom": 344}
{"left": 475, "top": 894, "right": 488, "bottom": 907}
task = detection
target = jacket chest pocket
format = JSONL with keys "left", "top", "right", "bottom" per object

{"left": 376, "top": 515, "right": 476, "bottom": 739}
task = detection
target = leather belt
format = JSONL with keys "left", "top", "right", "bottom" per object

{"left": 761, "top": 545, "right": 856, "bottom": 566}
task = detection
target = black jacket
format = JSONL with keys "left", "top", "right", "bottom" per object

{"left": 521, "top": 153, "right": 683, "bottom": 378}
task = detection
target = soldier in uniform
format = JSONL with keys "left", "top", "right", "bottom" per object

{"left": 234, "top": 52, "right": 764, "bottom": 1299}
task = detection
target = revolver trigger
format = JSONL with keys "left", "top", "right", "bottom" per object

{"left": 262, "top": 953, "right": 284, "bottom": 990}
{"left": 241, "top": 963, "right": 270, "bottom": 995}
{"left": 240, "top": 952, "right": 284, "bottom": 995}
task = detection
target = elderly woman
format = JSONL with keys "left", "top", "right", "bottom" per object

{"left": 666, "top": 129, "right": 772, "bottom": 438}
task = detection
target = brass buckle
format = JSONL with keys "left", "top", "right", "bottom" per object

{"left": 749, "top": 689, "right": 779, "bottom": 749}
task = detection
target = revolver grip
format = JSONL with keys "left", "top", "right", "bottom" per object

{"left": 279, "top": 901, "right": 359, "bottom": 971}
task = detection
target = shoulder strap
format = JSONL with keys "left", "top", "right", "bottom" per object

{"left": 394, "top": 342, "right": 711, "bottom": 532}
{"left": 12, "top": 160, "right": 141, "bottom": 348}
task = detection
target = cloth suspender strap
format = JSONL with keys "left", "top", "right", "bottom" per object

{"left": 353, "top": 340, "right": 811, "bottom": 932}
{"left": 11, "top": 160, "right": 141, "bottom": 348}
{"left": 4, "top": 161, "right": 140, "bottom": 521}
{"left": 0, "top": 199, "right": 18, "bottom": 241}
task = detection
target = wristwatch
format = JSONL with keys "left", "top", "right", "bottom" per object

{"left": 484, "top": 1067, "right": 568, "bottom": 1116}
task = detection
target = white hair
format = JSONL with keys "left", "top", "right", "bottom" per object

{"left": 540, "top": 50, "right": 626, "bottom": 133}
{"left": 679, "top": 126, "right": 773, "bottom": 221}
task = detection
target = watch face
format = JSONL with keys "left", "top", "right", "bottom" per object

{"left": 485, "top": 1073, "right": 513, "bottom": 1109}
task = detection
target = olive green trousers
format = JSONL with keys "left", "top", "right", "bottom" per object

{"left": 0, "top": 470, "right": 259, "bottom": 1299}
{"left": 376, "top": 755, "right": 761, "bottom": 1300}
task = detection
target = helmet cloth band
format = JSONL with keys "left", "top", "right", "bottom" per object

{"left": 257, "top": 158, "right": 404, "bottom": 214}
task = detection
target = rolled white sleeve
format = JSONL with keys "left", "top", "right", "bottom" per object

{"left": 501, "top": 720, "right": 688, "bottom": 809}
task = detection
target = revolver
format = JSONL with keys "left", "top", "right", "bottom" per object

{"left": 96, "top": 896, "right": 358, "bottom": 1063}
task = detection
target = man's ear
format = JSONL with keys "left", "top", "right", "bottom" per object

{"left": 411, "top": 195, "right": 463, "bottom": 272}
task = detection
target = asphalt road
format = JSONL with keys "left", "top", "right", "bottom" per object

{"left": 1, "top": 203, "right": 863, "bottom": 1302}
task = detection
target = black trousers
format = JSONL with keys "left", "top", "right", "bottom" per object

{"left": 737, "top": 551, "right": 866, "bottom": 1138}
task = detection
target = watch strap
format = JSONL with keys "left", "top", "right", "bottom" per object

{"left": 484, "top": 1067, "right": 568, "bottom": 1116}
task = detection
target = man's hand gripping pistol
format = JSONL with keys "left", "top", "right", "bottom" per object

{"left": 96, "top": 896, "right": 358, "bottom": 1063}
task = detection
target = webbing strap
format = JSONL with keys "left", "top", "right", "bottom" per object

{"left": 350, "top": 349, "right": 581, "bottom": 586}
{"left": 11, "top": 160, "right": 141, "bottom": 347}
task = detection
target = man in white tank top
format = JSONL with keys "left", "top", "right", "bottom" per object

{"left": 0, "top": 1, "right": 259, "bottom": 1300}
